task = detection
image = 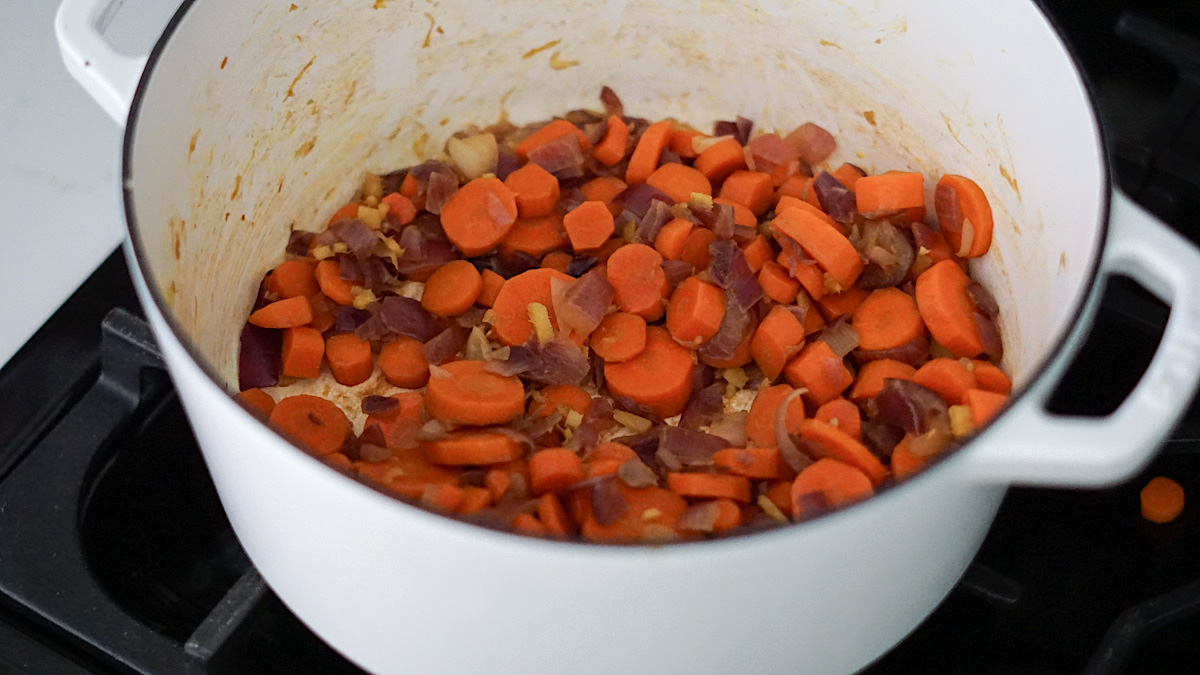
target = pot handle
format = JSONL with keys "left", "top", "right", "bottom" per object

{"left": 963, "top": 189, "right": 1200, "bottom": 486}
{"left": 55, "top": 0, "right": 149, "bottom": 127}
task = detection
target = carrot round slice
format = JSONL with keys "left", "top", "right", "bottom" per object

{"left": 267, "top": 260, "right": 319, "bottom": 299}
{"left": 490, "top": 267, "right": 576, "bottom": 346}
{"left": 378, "top": 336, "right": 430, "bottom": 389}
{"left": 580, "top": 483, "right": 688, "bottom": 542}
{"left": 529, "top": 447, "right": 586, "bottom": 495}
{"left": 439, "top": 177, "right": 519, "bottom": 257}
{"left": 790, "top": 458, "right": 874, "bottom": 518}
{"left": 912, "top": 358, "right": 977, "bottom": 405}
{"left": 424, "top": 360, "right": 526, "bottom": 426}
{"left": 530, "top": 384, "right": 593, "bottom": 418}
{"left": 325, "top": 333, "right": 373, "bottom": 386}
{"left": 421, "top": 260, "right": 483, "bottom": 318}
{"left": 814, "top": 398, "right": 861, "bottom": 441}
{"left": 646, "top": 162, "right": 712, "bottom": 204}
{"left": 849, "top": 358, "right": 916, "bottom": 401}
{"left": 235, "top": 388, "right": 276, "bottom": 418}
{"left": 771, "top": 208, "right": 863, "bottom": 291}
{"left": 590, "top": 312, "right": 647, "bottom": 363}
{"left": 782, "top": 340, "right": 853, "bottom": 406}
{"left": 666, "top": 276, "right": 725, "bottom": 345}
{"left": 744, "top": 383, "right": 806, "bottom": 447}
{"left": 606, "top": 243, "right": 669, "bottom": 321}
{"left": 914, "top": 259, "right": 984, "bottom": 358}
{"left": 504, "top": 162, "right": 561, "bottom": 218}
{"left": 666, "top": 473, "right": 753, "bottom": 503}
{"left": 421, "top": 430, "right": 524, "bottom": 466}
{"left": 852, "top": 288, "right": 926, "bottom": 351}
{"left": 269, "top": 394, "right": 351, "bottom": 456}
{"left": 795, "top": 418, "right": 887, "bottom": 485}
{"left": 604, "top": 326, "right": 695, "bottom": 419}
{"left": 935, "top": 174, "right": 994, "bottom": 258}
{"left": 750, "top": 305, "right": 806, "bottom": 381}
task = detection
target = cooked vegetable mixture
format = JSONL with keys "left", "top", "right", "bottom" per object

{"left": 236, "top": 88, "right": 1012, "bottom": 542}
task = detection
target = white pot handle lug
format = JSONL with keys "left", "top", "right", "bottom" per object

{"left": 55, "top": 0, "right": 149, "bottom": 127}
{"left": 964, "top": 189, "right": 1200, "bottom": 486}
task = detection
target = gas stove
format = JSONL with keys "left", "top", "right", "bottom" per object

{"left": 1, "top": 1, "right": 1198, "bottom": 672}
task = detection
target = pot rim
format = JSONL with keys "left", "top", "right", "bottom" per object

{"left": 120, "top": 0, "right": 1111, "bottom": 547}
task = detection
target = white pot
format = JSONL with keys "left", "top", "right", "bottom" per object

{"left": 57, "top": 0, "right": 1200, "bottom": 672}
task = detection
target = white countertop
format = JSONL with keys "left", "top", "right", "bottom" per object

{"left": 0, "top": 0, "right": 177, "bottom": 368}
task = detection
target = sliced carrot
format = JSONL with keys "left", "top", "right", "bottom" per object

{"left": 655, "top": 217, "right": 694, "bottom": 261}
{"left": 530, "top": 384, "right": 593, "bottom": 418}
{"left": 593, "top": 115, "right": 630, "bottom": 166}
{"left": 772, "top": 207, "right": 862, "bottom": 290}
{"left": 538, "top": 492, "right": 576, "bottom": 535}
{"left": 796, "top": 294, "right": 826, "bottom": 335}
{"left": 364, "top": 392, "right": 423, "bottom": 452}
{"left": 307, "top": 292, "right": 337, "bottom": 333}
{"left": 744, "top": 383, "right": 805, "bottom": 447}
{"left": 485, "top": 469, "right": 512, "bottom": 502}
{"left": 584, "top": 442, "right": 639, "bottom": 478}
{"left": 604, "top": 326, "right": 694, "bottom": 419}
{"left": 235, "top": 388, "right": 276, "bottom": 417}
{"left": 439, "top": 177, "right": 519, "bottom": 257}
{"left": 713, "top": 446, "right": 781, "bottom": 479}
{"left": 852, "top": 287, "right": 926, "bottom": 351}
{"left": 791, "top": 458, "right": 874, "bottom": 518}
{"left": 500, "top": 213, "right": 566, "bottom": 262}
{"left": 890, "top": 438, "right": 926, "bottom": 480}
{"left": 694, "top": 138, "right": 747, "bottom": 184}
{"left": 625, "top": 120, "right": 673, "bottom": 185}
{"left": 580, "top": 176, "right": 628, "bottom": 216}
{"left": 758, "top": 261, "right": 800, "bottom": 304}
{"left": 248, "top": 295, "right": 313, "bottom": 329}
{"left": 775, "top": 174, "right": 809, "bottom": 204}
{"left": 680, "top": 227, "right": 718, "bottom": 271}
{"left": 281, "top": 326, "right": 324, "bottom": 379}
{"left": 814, "top": 398, "right": 862, "bottom": 441}
{"left": 963, "top": 388, "right": 1008, "bottom": 427}
{"left": 315, "top": 259, "right": 355, "bottom": 306}
{"left": 324, "top": 452, "right": 353, "bottom": 469}
{"left": 421, "top": 430, "right": 524, "bottom": 465}
{"left": 817, "top": 286, "right": 870, "bottom": 322}
{"left": 719, "top": 170, "right": 774, "bottom": 215}
{"left": 490, "top": 267, "right": 576, "bottom": 346}
{"left": 424, "top": 359, "right": 526, "bottom": 426}
{"left": 646, "top": 163, "right": 712, "bottom": 204}
{"left": 796, "top": 419, "right": 886, "bottom": 484}
{"left": 458, "top": 486, "right": 493, "bottom": 515}
{"left": 325, "top": 333, "right": 373, "bottom": 386}
{"left": 381, "top": 192, "right": 417, "bottom": 226}
{"left": 1140, "top": 476, "right": 1185, "bottom": 524}
{"left": 267, "top": 260, "right": 319, "bottom": 299}
{"left": 512, "top": 512, "right": 547, "bottom": 536}
{"left": 590, "top": 311, "right": 647, "bottom": 363}
{"left": 775, "top": 194, "right": 840, "bottom": 232}
{"left": 541, "top": 250, "right": 573, "bottom": 274}
{"left": 400, "top": 172, "right": 419, "bottom": 200}
{"left": 913, "top": 358, "right": 977, "bottom": 405}
{"left": 605, "top": 243, "right": 669, "bottom": 321}
{"left": 855, "top": 171, "right": 925, "bottom": 218}
{"left": 530, "top": 448, "right": 586, "bottom": 495}
{"left": 669, "top": 129, "right": 704, "bottom": 159}
{"left": 935, "top": 174, "right": 994, "bottom": 258}
{"left": 421, "top": 259, "right": 483, "bottom": 318}
{"left": 421, "top": 483, "right": 466, "bottom": 513}
{"left": 783, "top": 340, "right": 853, "bottom": 406}
{"left": 713, "top": 197, "right": 756, "bottom": 228}
{"left": 580, "top": 484, "right": 688, "bottom": 542}
{"left": 849, "top": 358, "right": 916, "bottom": 401}
{"left": 563, "top": 201, "right": 616, "bottom": 251}
{"left": 782, "top": 257, "right": 827, "bottom": 302}
{"left": 476, "top": 269, "right": 506, "bottom": 308}
{"left": 751, "top": 305, "right": 806, "bottom": 381}
{"left": 514, "top": 119, "right": 591, "bottom": 160}
{"left": 378, "top": 336, "right": 430, "bottom": 388}
{"left": 801, "top": 176, "right": 823, "bottom": 209}
{"left": 710, "top": 498, "right": 743, "bottom": 532}
{"left": 666, "top": 276, "right": 726, "bottom": 345}
{"left": 831, "top": 162, "right": 866, "bottom": 190}
{"left": 764, "top": 480, "right": 794, "bottom": 519}
{"left": 910, "top": 222, "right": 959, "bottom": 278}
{"left": 739, "top": 237, "right": 771, "bottom": 275}
{"left": 504, "top": 162, "right": 561, "bottom": 219}
{"left": 914, "top": 259, "right": 983, "bottom": 358}
{"left": 667, "top": 472, "right": 752, "bottom": 503}
{"left": 971, "top": 360, "right": 1012, "bottom": 395}
{"left": 269, "top": 394, "right": 350, "bottom": 455}
{"left": 327, "top": 202, "right": 360, "bottom": 226}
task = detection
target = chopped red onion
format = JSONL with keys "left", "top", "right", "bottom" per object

{"left": 690, "top": 201, "right": 736, "bottom": 240}
{"left": 691, "top": 362, "right": 716, "bottom": 392}
{"left": 310, "top": 228, "right": 340, "bottom": 251}
{"left": 974, "top": 312, "right": 1004, "bottom": 362}
{"left": 656, "top": 445, "right": 683, "bottom": 472}
{"left": 794, "top": 491, "right": 830, "bottom": 520}
{"left": 614, "top": 395, "right": 662, "bottom": 421}
{"left": 707, "top": 240, "right": 763, "bottom": 312}
{"left": 745, "top": 133, "right": 799, "bottom": 173}
{"left": 358, "top": 422, "right": 387, "bottom": 449}
{"left": 600, "top": 85, "right": 624, "bottom": 118}
{"left": 613, "top": 183, "right": 672, "bottom": 219}
{"left": 556, "top": 186, "right": 587, "bottom": 214}
{"left": 661, "top": 259, "right": 694, "bottom": 288}
{"left": 379, "top": 169, "right": 407, "bottom": 196}
{"left": 286, "top": 230, "right": 314, "bottom": 256}
{"left": 566, "top": 256, "right": 599, "bottom": 277}
{"left": 678, "top": 501, "right": 721, "bottom": 533}
{"left": 861, "top": 419, "right": 904, "bottom": 459}
{"left": 395, "top": 238, "right": 458, "bottom": 278}
{"left": 713, "top": 116, "right": 753, "bottom": 145}
{"left": 424, "top": 170, "right": 459, "bottom": 215}
{"left": 582, "top": 120, "right": 607, "bottom": 147}
{"left": 362, "top": 395, "right": 399, "bottom": 416}
{"left": 679, "top": 383, "right": 724, "bottom": 430}
{"left": 422, "top": 325, "right": 469, "bottom": 365}
{"left": 812, "top": 171, "right": 858, "bottom": 224}
{"left": 353, "top": 314, "right": 391, "bottom": 342}
{"left": 699, "top": 295, "right": 752, "bottom": 361}
{"left": 550, "top": 271, "right": 613, "bottom": 337}
{"left": 358, "top": 442, "right": 391, "bottom": 463}
{"left": 485, "top": 335, "right": 590, "bottom": 385}
{"left": 238, "top": 323, "right": 280, "bottom": 390}
{"left": 775, "top": 388, "right": 812, "bottom": 473}
{"left": 617, "top": 458, "right": 659, "bottom": 488}
{"left": 591, "top": 478, "right": 629, "bottom": 526}
{"left": 774, "top": 229, "right": 812, "bottom": 277}
{"left": 870, "top": 379, "right": 951, "bottom": 444}
{"left": 657, "top": 426, "right": 725, "bottom": 467}
{"left": 612, "top": 429, "right": 660, "bottom": 464}
{"left": 637, "top": 199, "right": 673, "bottom": 245}
{"left": 708, "top": 411, "right": 748, "bottom": 447}
{"left": 336, "top": 253, "right": 364, "bottom": 283}
{"left": 333, "top": 305, "right": 371, "bottom": 332}
{"left": 967, "top": 281, "right": 1000, "bottom": 318}
{"left": 785, "top": 122, "right": 837, "bottom": 167}
{"left": 378, "top": 296, "right": 438, "bottom": 342}
{"left": 332, "top": 219, "right": 377, "bottom": 260}
{"left": 455, "top": 307, "right": 487, "bottom": 328}
{"left": 529, "top": 133, "right": 586, "bottom": 175}
{"left": 855, "top": 334, "right": 930, "bottom": 367}
{"left": 590, "top": 349, "right": 606, "bottom": 392}
{"left": 855, "top": 220, "right": 915, "bottom": 289}
{"left": 732, "top": 225, "right": 758, "bottom": 243}
{"left": 816, "top": 317, "right": 861, "bottom": 358}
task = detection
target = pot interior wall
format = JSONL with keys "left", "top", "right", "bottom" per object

{"left": 128, "top": 0, "right": 1104, "bottom": 392}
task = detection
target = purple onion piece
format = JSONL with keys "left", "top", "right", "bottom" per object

{"left": 855, "top": 334, "right": 930, "bottom": 368}
{"left": 424, "top": 170, "right": 459, "bottom": 215}
{"left": 378, "top": 296, "right": 437, "bottom": 342}
{"left": 855, "top": 220, "right": 915, "bottom": 290}
{"left": 659, "top": 149, "right": 683, "bottom": 165}
{"left": 354, "top": 314, "right": 391, "bottom": 342}
{"left": 395, "top": 239, "right": 458, "bottom": 278}
{"left": 495, "top": 149, "right": 521, "bottom": 181}
{"left": 691, "top": 362, "right": 716, "bottom": 392}
{"left": 679, "top": 383, "right": 724, "bottom": 430}
{"left": 815, "top": 317, "right": 860, "bottom": 358}
{"left": 422, "top": 325, "right": 470, "bottom": 365}
{"left": 775, "top": 388, "right": 812, "bottom": 473}
{"left": 657, "top": 426, "right": 726, "bottom": 467}
{"left": 967, "top": 281, "right": 1000, "bottom": 318}
{"left": 379, "top": 169, "right": 407, "bottom": 196}
{"left": 332, "top": 219, "right": 377, "bottom": 260}
{"left": 600, "top": 85, "right": 624, "bottom": 118}
{"left": 556, "top": 186, "right": 587, "bottom": 215}
{"left": 286, "top": 230, "right": 314, "bottom": 256}
{"left": 551, "top": 271, "right": 613, "bottom": 337}
{"left": 708, "top": 240, "right": 763, "bottom": 312}
{"left": 794, "top": 491, "right": 830, "bottom": 520}
{"left": 362, "top": 395, "right": 399, "bottom": 416}
{"left": 333, "top": 305, "right": 371, "bottom": 332}
{"left": 485, "top": 336, "right": 590, "bottom": 386}
{"left": 699, "top": 294, "right": 752, "bottom": 362}
{"left": 566, "top": 256, "right": 598, "bottom": 277}
{"left": 637, "top": 199, "right": 673, "bottom": 245}
{"left": 812, "top": 171, "right": 858, "bottom": 224}
{"left": 529, "top": 133, "right": 586, "bottom": 175}
{"left": 870, "top": 379, "right": 951, "bottom": 440}
{"left": 336, "top": 253, "right": 364, "bottom": 283}
{"left": 613, "top": 429, "right": 660, "bottom": 464}
{"left": 238, "top": 323, "right": 281, "bottom": 391}
{"left": 616, "top": 458, "right": 659, "bottom": 488}
{"left": 613, "top": 183, "right": 672, "bottom": 219}
{"left": 974, "top": 312, "right": 1004, "bottom": 362}
{"left": 862, "top": 419, "right": 904, "bottom": 460}
{"left": 678, "top": 501, "right": 720, "bottom": 533}
{"left": 661, "top": 259, "right": 694, "bottom": 288}
{"left": 590, "top": 478, "right": 629, "bottom": 526}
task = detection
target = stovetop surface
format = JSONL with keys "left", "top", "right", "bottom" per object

{"left": 1, "top": 1, "right": 1199, "bottom": 673}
